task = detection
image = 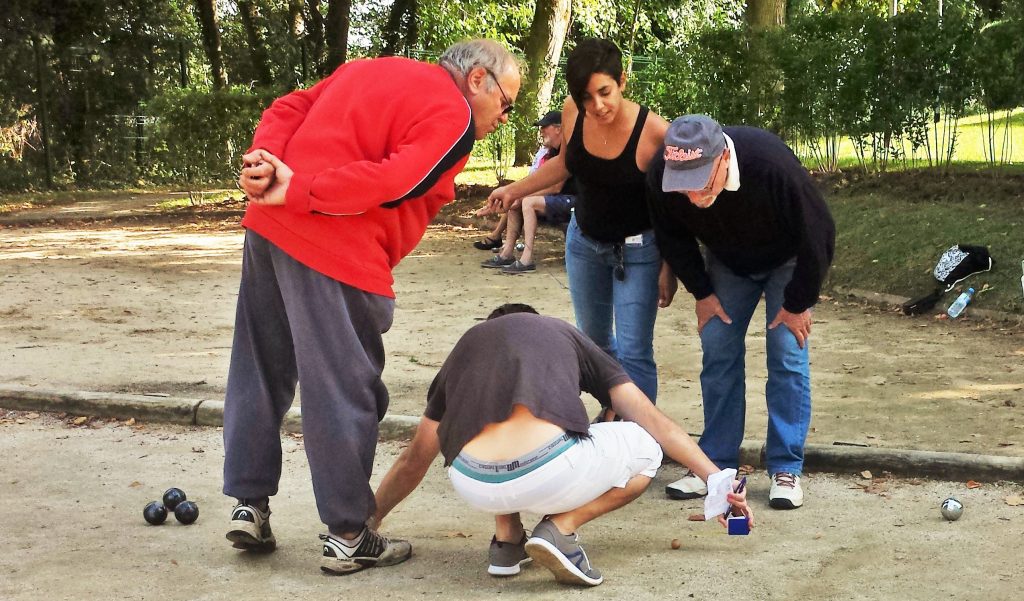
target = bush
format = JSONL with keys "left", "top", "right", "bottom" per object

{"left": 145, "top": 86, "right": 279, "bottom": 185}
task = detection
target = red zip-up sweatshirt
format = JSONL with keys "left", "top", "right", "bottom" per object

{"left": 242, "top": 57, "right": 475, "bottom": 297}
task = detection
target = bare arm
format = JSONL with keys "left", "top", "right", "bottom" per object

{"left": 485, "top": 153, "right": 570, "bottom": 212}
{"left": 609, "top": 382, "right": 718, "bottom": 481}
{"left": 608, "top": 381, "right": 754, "bottom": 526}
{"left": 485, "top": 96, "right": 579, "bottom": 212}
{"left": 372, "top": 417, "right": 442, "bottom": 529}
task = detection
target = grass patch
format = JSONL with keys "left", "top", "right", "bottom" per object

{"left": 825, "top": 170, "right": 1024, "bottom": 314}
{"left": 153, "top": 190, "right": 237, "bottom": 210}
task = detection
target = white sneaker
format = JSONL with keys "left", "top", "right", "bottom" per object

{"left": 320, "top": 529, "right": 412, "bottom": 575}
{"left": 665, "top": 470, "right": 708, "bottom": 500}
{"left": 769, "top": 472, "right": 804, "bottom": 509}
{"left": 226, "top": 502, "right": 276, "bottom": 552}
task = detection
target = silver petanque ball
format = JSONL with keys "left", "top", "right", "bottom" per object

{"left": 515, "top": 242, "right": 525, "bottom": 251}
{"left": 940, "top": 497, "right": 963, "bottom": 521}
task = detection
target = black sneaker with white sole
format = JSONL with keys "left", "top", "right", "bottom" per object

{"left": 226, "top": 502, "right": 276, "bottom": 552}
{"left": 320, "top": 529, "right": 412, "bottom": 575}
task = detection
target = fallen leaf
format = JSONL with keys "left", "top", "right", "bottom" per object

{"left": 445, "top": 532, "right": 468, "bottom": 538}
{"left": 1004, "top": 495, "right": 1023, "bottom": 506}
{"left": 863, "top": 481, "right": 888, "bottom": 495}
{"left": 128, "top": 481, "right": 142, "bottom": 488}
{"left": 16, "top": 419, "right": 26, "bottom": 424}
{"left": 124, "top": 418, "right": 136, "bottom": 426}
{"left": 860, "top": 470, "right": 873, "bottom": 480}
{"left": 966, "top": 480, "right": 982, "bottom": 489}
{"left": 688, "top": 513, "right": 704, "bottom": 522}
{"left": 25, "top": 412, "right": 40, "bottom": 419}
{"left": 72, "top": 416, "right": 89, "bottom": 426}
{"left": 191, "top": 447, "right": 204, "bottom": 453}
{"left": 170, "top": 559, "right": 178, "bottom": 566}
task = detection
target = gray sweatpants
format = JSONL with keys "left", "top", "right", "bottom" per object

{"left": 222, "top": 230, "right": 395, "bottom": 533}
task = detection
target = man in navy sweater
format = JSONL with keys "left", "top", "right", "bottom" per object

{"left": 646, "top": 115, "right": 835, "bottom": 510}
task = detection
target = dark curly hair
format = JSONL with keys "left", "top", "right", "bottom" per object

{"left": 486, "top": 303, "right": 539, "bottom": 320}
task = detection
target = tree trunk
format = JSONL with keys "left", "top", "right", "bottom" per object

{"left": 381, "top": 0, "right": 418, "bottom": 56}
{"left": 745, "top": 0, "right": 785, "bottom": 129}
{"left": 323, "top": 0, "right": 351, "bottom": 75}
{"left": 514, "top": 0, "right": 572, "bottom": 164}
{"left": 178, "top": 40, "right": 189, "bottom": 87}
{"left": 32, "top": 34, "right": 54, "bottom": 189}
{"left": 238, "top": 0, "right": 273, "bottom": 86}
{"left": 305, "top": 0, "right": 326, "bottom": 76}
{"left": 745, "top": 0, "right": 785, "bottom": 30}
{"left": 193, "top": 0, "right": 228, "bottom": 88}
{"left": 286, "top": 0, "right": 305, "bottom": 83}
{"left": 288, "top": 0, "right": 305, "bottom": 35}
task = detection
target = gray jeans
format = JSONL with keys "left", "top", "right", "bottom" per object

{"left": 222, "top": 230, "right": 394, "bottom": 533}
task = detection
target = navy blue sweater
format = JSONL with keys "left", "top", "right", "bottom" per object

{"left": 646, "top": 126, "right": 835, "bottom": 313}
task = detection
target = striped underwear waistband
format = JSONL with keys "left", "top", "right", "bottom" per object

{"left": 451, "top": 433, "right": 577, "bottom": 483}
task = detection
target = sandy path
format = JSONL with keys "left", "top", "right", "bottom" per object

{"left": 1, "top": 221, "right": 1022, "bottom": 456}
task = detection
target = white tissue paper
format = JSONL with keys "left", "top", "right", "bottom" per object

{"left": 704, "top": 468, "right": 737, "bottom": 520}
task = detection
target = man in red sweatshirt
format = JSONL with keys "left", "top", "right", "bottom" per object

{"left": 223, "top": 39, "right": 520, "bottom": 576}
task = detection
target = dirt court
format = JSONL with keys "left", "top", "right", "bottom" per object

{"left": 1, "top": 209, "right": 1023, "bottom": 599}
{"left": 0, "top": 216, "right": 1022, "bottom": 456}
{"left": 1, "top": 414, "right": 1021, "bottom": 601}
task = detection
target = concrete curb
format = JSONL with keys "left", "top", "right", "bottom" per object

{"left": 3, "top": 384, "right": 1022, "bottom": 483}
{"left": 836, "top": 286, "right": 1024, "bottom": 327}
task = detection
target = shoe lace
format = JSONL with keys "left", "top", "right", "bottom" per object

{"left": 773, "top": 472, "right": 797, "bottom": 489}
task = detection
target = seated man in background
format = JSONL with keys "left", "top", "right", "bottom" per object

{"left": 471, "top": 142, "right": 548, "bottom": 251}
{"left": 371, "top": 304, "right": 752, "bottom": 587}
{"left": 478, "top": 111, "right": 576, "bottom": 273}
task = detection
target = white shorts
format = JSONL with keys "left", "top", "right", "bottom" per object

{"left": 447, "top": 422, "right": 663, "bottom": 515}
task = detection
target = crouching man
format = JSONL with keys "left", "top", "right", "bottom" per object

{"left": 371, "top": 304, "right": 753, "bottom": 587}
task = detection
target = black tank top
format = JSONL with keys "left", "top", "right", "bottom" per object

{"left": 564, "top": 105, "right": 652, "bottom": 242}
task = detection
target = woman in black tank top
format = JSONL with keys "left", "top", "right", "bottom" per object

{"left": 486, "top": 39, "right": 676, "bottom": 405}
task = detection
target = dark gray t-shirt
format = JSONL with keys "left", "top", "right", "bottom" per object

{"left": 424, "top": 313, "right": 631, "bottom": 465}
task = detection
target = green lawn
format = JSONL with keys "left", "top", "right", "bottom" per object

{"left": 797, "top": 108, "right": 1024, "bottom": 171}
{"left": 825, "top": 171, "right": 1024, "bottom": 315}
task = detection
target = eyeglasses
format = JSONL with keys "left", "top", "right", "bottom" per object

{"left": 485, "top": 69, "right": 515, "bottom": 115}
{"left": 698, "top": 152, "right": 728, "bottom": 193}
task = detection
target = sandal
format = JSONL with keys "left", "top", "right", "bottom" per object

{"left": 473, "top": 237, "right": 503, "bottom": 251}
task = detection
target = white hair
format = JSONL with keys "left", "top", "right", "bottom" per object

{"left": 439, "top": 40, "right": 519, "bottom": 91}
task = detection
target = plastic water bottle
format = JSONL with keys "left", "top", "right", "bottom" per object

{"left": 946, "top": 287, "right": 975, "bottom": 319}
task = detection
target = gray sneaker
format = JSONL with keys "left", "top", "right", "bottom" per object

{"left": 320, "top": 529, "right": 412, "bottom": 575}
{"left": 500, "top": 260, "right": 536, "bottom": 274}
{"left": 488, "top": 533, "right": 532, "bottom": 576}
{"left": 525, "top": 518, "right": 603, "bottom": 586}
{"left": 226, "top": 502, "right": 276, "bottom": 552}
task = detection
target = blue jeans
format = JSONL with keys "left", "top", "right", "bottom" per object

{"left": 697, "top": 254, "right": 811, "bottom": 475}
{"left": 565, "top": 213, "right": 662, "bottom": 402}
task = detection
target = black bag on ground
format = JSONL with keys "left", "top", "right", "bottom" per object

{"left": 902, "top": 244, "right": 993, "bottom": 316}
{"left": 932, "top": 244, "right": 993, "bottom": 292}
{"left": 901, "top": 289, "right": 943, "bottom": 315}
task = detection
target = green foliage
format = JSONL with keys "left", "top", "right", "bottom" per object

{"left": 2, "top": 0, "right": 1023, "bottom": 191}
{"left": 145, "top": 87, "right": 279, "bottom": 185}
